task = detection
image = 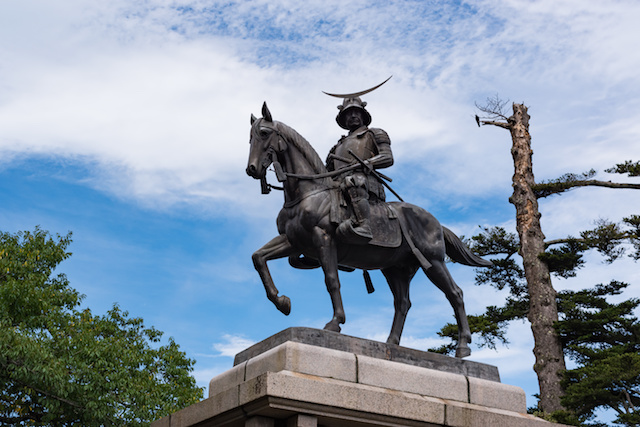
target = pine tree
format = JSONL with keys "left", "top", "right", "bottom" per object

{"left": 433, "top": 98, "right": 640, "bottom": 417}
{"left": 557, "top": 281, "right": 640, "bottom": 426}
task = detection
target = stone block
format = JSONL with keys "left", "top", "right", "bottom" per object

{"left": 173, "top": 389, "right": 238, "bottom": 426}
{"left": 239, "top": 370, "right": 446, "bottom": 425}
{"left": 152, "top": 328, "right": 572, "bottom": 427}
{"left": 468, "top": 376, "right": 527, "bottom": 412}
{"left": 235, "top": 327, "right": 500, "bottom": 381}
{"left": 246, "top": 416, "right": 274, "bottom": 427}
{"left": 245, "top": 341, "right": 357, "bottom": 383}
{"left": 209, "top": 362, "right": 246, "bottom": 397}
{"left": 287, "top": 414, "right": 317, "bottom": 427}
{"left": 445, "top": 400, "right": 564, "bottom": 427}
{"left": 357, "top": 354, "right": 468, "bottom": 402}
{"left": 151, "top": 415, "right": 170, "bottom": 427}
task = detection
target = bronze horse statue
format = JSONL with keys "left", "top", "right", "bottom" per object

{"left": 246, "top": 102, "right": 491, "bottom": 358}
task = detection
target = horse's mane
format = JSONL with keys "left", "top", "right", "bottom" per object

{"left": 275, "top": 121, "right": 327, "bottom": 174}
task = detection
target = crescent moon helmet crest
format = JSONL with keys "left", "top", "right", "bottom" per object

{"left": 322, "top": 75, "right": 392, "bottom": 99}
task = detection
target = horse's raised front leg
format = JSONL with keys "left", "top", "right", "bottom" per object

{"left": 252, "top": 234, "right": 297, "bottom": 315}
{"left": 311, "top": 226, "right": 345, "bottom": 332}
{"left": 424, "top": 259, "right": 472, "bottom": 358}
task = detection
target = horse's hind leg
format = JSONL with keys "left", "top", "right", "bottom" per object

{"left": 252, "top": 234, "right": 296, "bottom": 315}
{"left": 424, "top": 260, "right": 472, "bottom": 358}
{"left": 382, "top": 265, "right": 419, "bottom": 345}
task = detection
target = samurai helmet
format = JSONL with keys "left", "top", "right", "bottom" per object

{"left": 336, "top": 97, "right": 371, "bottom": 130}
{"left": 323, "top": 76, "right": 392, "bottom": 130}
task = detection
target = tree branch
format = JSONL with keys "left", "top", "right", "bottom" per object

{"left": 545, "top": 232, "right": 635, "bottom": 247}
{"left": 534, "top": 179, "right": 640, "bottom": 198}
{"left": 480, "top": 120, "right": 511, "bottom": 129}
{"left": 475, "top": 95, "right": 512, "bottom": 130}
{"left": 544, "top": 238, "right": 582, "bottom": 247}
{"left": 2, "top": 358, "right": 85, "bottom": 410}
{"left": 622, "top": 388, "right": 637, "bottom": 413}
{"left": 10, "top": 377, "right": 84, "bottom": 410}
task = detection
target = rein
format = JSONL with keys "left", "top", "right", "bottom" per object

{"left": 257, "top": 123, "right": 340, "bottom": 207}
{"left": 284, "top": 163, "right": 362, "bottom": 180}
{"left": 283, "top": 186, "right": 334, "bottom": 208}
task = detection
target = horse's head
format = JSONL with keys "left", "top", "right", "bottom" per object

{"left": 246, "top": 102, "right": 287, "bottom": 181}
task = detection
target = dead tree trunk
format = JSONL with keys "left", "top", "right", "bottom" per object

{"left": 482, "top": 103, "right": 566, "bottom": 413}
{"left": 508, "top": 104, "right": 566, "bottom": 413}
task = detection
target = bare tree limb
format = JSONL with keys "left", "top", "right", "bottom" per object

{"left": 480, "top": 120, "right": 511, "bottom": 129}
{"left": 475, "top": 95, "right": 513, "bottom": 130}
{"left": 475, "top": 94, "right": 510, "bottom": 120}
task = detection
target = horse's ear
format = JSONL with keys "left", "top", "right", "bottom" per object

{"left": 251, "top": 113, "right": 258, "bottom": 125}
{"left": 262, "top": 102, "right": 273, "bottom": 122}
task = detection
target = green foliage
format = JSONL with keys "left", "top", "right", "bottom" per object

{"left": 429, "top": 312, "right": 509, "bottom": 355}
{"left": 0, "top": 228, "right": 203, "bottom": 426}
{"left": 429, "top": 226, "right": 529, "bottom": 354}
{"left": 532, "top": 169, "right": 597, "bottom": 198}
{"left": 605, "top": 160, "right": 640, "bottom": 177}
{"left": 475, "top": 257, "right": 526, "bottom": 291}
{"left": 557, "top": 282, "right": 640, "bottom": 426}
{"left": 538, "top": 239, "right": 586, "bottom": 278}
{"left": 580, "top": 219, "right": 627, "bottom": 263}
{"left": 436, "top": 223, "right": 640, "bottom": 425}
{"left": 468, "top": 227, "right": 527, "bottom": 293}
{"left": 429, "top": 299, "right": 529, "bottom": 355}
{"left": 469, "top": 226, "right": 519, "bottom": 257}
{"left": 622, "top": 215, "right": 640, "bottom": 260}
{"left": 541, "top": 217, "right": 638, "bottom": 279}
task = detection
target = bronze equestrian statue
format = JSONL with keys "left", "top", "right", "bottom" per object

{"left": 246, "top": 95, "right": 491, "bottom": 358}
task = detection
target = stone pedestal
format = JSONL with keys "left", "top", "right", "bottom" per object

{"left": 151, "top": 328, "right": 567, "bottom": 427}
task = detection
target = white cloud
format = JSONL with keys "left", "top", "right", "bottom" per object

{"left": 4, "top": 3, "right": 638, "bottom": 418}
{"left": 212, "top": 334, "right": 255, "bottom": 357}
{"left": 2, "top": 0, "right": 639, "bottom": 220}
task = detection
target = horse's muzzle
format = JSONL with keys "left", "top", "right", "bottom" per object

{"left": 246, "top": 164, "right": 259, "bottom": 178}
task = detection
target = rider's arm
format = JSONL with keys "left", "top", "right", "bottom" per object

{"left": 367, "top": 128, "right": 393, "bottom": 170}
{"left": 325, "top": 144, "right": 338, "bottom": 171}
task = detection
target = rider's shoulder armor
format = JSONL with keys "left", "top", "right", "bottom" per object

{"left": 367, "top": 128, "right": 391, "bottom": 145}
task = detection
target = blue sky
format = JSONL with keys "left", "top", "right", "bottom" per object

{"left": 2, "top": 0, "right": 640, "bottom": 417}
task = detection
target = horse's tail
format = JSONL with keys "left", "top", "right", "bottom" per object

{"left": 443, "top": 227, "right": 492, "bottom": 267}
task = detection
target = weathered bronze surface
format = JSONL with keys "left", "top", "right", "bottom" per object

{"left": 246, "top": 101, "right": 491, "bottom": 358}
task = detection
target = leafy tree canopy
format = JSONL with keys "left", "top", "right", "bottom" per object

{"left": 0, "top": 227, "right": 203, "bottom": 426}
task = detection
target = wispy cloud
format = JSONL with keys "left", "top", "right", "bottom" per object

{"left": 212, "top": 334, "right": 256, "bottom": 357}
{"left": 2, "top": 0, "right": 639, "bottom": 214}
{"left": 2, "top": 1, "right": 639, "bottom": 414}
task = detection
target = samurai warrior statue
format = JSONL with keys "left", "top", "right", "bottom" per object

{"left": 326, "top": 96, "right": 393, "bottom": 244}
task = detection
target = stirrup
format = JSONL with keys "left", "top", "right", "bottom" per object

{"left": 337, "top": 220, "right": 372, "bottom": 244}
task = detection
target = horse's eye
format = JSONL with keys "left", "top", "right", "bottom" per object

{"left": 259, "top": 128, "right": 272, "bottom": 138}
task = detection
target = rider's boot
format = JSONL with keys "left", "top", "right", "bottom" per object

{"left": 351, "top": 198, "right": 373, "bottom": 240}
{"left": 337, "top": 197, "right": 373, "bottom": 244}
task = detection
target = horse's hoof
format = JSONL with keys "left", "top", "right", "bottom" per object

{"left": 386, "top": 336, "right": 400, "bottom": 346}
{"left": 455, "top": 346, "right": 471, "bottom": 358}
{"left": 323, "top": 320, "right": 341, "bottom": 333}
{"left": 276, "top": 295, "right": 291, "bottom": 315}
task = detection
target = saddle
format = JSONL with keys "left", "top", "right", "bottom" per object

{"left": 288, "top": 189, "right": 402, "bottom": 275}
{"left": 330, "top": 190, "right": 402, "bottom": 248}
